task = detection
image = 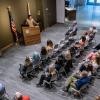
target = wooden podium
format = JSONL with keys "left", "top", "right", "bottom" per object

{"left": 22, "top": 26, "right": 41, "bottom": 46}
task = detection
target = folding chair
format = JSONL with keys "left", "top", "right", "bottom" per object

{"left": 43, "top": 73, "right": 57, "bottom": 89}
{"left": 70, "top": 83, "right": 89, "bottom": 97}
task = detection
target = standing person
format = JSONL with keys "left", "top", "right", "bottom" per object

{"left": 26, "top": 15, "right": 38, "bottom": 27}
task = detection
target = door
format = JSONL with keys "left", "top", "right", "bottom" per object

{"left": 42, "top": 0, "right": 56, "bottom": 28}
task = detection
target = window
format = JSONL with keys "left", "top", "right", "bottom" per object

{"left": 87, "top": 0, "right": 100, "bottom": 5}
{"left": 97, "top": 0, "right": 100, "bottom": 3}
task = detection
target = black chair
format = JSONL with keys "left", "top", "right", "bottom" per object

{"left": 0, "top": 84, "right": 9, "bottom": 100}
{"left": 71, "top": 83, "right": 89, "bottom": 97}
{"left": 43, "top": 73, "right": 57, "bottom": 89}
{"left": 19, "top": 64, "right": 36, "bottom": 79}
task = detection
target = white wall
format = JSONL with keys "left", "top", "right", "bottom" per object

{"left": 56, "top": 0, "right": 65, "bottom": 23}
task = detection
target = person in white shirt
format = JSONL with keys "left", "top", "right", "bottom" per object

{"left": 26, "top": 15, "right": 38, "bottom": 27}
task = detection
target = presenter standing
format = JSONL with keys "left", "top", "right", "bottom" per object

{"left": 26, "top": 15, "right": 39, "bottom": 27}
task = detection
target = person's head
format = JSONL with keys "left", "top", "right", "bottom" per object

{"left": 25, "top": 57, "right": 31, "bottom": 63}
{"left": 80, "top": 71, "right": 88, "bottom": 77}
{"left": 15, "top": 92, "right": 22, "bottom": 100}
{"left": 41, "top": 46, "right": 47, "bottom": 56}
{"left": 65, "top": 49, "right": 71, "bottom": 60}
{"left": 49, "top": 64, "right": 55, "bottom": 74}
{"left": 95, "top": 95, "right": 100, "bottom": 100}
{"left": 56, "top": 55, "right": 64, "bottom": 65}
{"left": 81, "top": 36, "right": 86, "bottom": 42}
{"left": 28, "top": 15, "right": 32, "bottom": 20}
{"left": 47, "top": 40, "right": 53, "bottom": 48}
{"left": 87, "top": 63, "right": 93, "bottom": 72}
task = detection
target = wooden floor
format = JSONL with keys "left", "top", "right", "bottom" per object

{"left": 0, "top": 24, "right": 100, "bottom": 100}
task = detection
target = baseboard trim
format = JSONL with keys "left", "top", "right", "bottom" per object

{"left": 0, "top": 43, "right": 14, "bottom": 55}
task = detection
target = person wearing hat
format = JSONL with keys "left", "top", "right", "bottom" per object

{"left": 14, "top": 92, "right": 30, "bottom": 100}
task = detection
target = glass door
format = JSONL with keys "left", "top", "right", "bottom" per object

{"left": 97, "top": 0, "right": 100, "bottom": 3}
{"left": 87, "top": 0, "right": 96, "bottom": 4}
{"left": 87, "top": 0, "right": 100, "bottom": 5}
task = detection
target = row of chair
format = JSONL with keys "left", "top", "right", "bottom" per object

{"left": 36, "top": 26, "right": 97, "bottom": 89}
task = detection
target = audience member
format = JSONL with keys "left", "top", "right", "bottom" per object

{"left": 64, "top": 49, "right": 73, "bottom": 73}
{"left": 40, "top": 46, "right": 48, "bottom": 57}
{"left": 66, "top": 21, "right": 77, "bottom": 36}
{"left": 14, "top": 92, "right": 30, "bottom": 100}
{"left": 46, "top": 40, "right": 54, "bottom": 53}
{"left": 23, "top": 57, "right": 33, "bottom": 73}
{"left": 32, "top": 51, "right": 41, "bottom": 65}
{"left": 65, "top": 71, "right": 91, "bottom": 92}
{"left": 36, "top": 64, "right": 57, "bottom": 87}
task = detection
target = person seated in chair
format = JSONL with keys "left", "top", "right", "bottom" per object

{"left": 92, "top": 55, "right": 100, "bottom": 73}
{"left": 55, "top": 56, "right": 64, "bottom": 72}
{"left": 79, "top": 36, "right": 87, "bottom": 47}
{"left": 65, "top": 71, "right": 91, "bottom": 92}
{"left": 21, "top": 57, "right": 33, "bottom": 75}
{"left": 74, "top": 36, "right": 86, "bottom": 57}
{"left": 79, "top": 62, "right": 93, "bottom": 76}
{"left": 40, "top": 46, "right": 48, "bottom": 58}
{"left": 36, "top": 64, "right": 57, "bottom": 87}
{"left": 86, "top": 50, "right": 97, "bottom": 62}
{"left": 89, "top": 26, "right": 97, "bottom": 34}
{"left": 14, "top": 92, "right": 30, "bottom": 100}
{"left": 74, "top": 36, "right": 86, "bottom": 50}
{"left": 64, "top": 49, "right": 73, "bottom": 74}
{"left": 32, "top": 51, "right": 41, "bottom": 65}
{"left": 65, "top": 21, "right": 77, "bottom": 36}
{"left": 84, "top": 32, "right": 90, "bottom": 46}
{"left": 46, "top": 40, "right": 54, "bottom": 53}
{"left": 89, "top": 26, "right": 97, "bottom": 42}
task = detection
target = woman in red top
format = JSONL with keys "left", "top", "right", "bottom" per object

{"left": 14, "top": 92, "right": 30, "bottom": 100}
